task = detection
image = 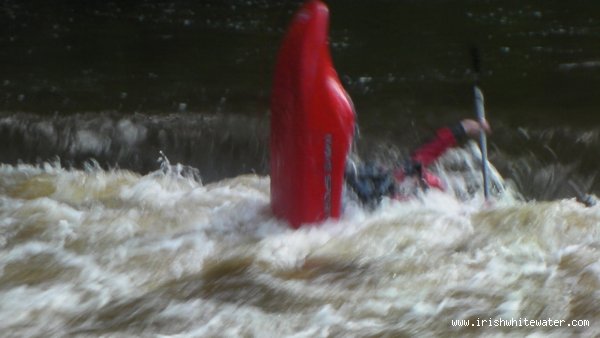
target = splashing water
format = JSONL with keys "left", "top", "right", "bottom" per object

{"left": 2, "top": 0, "right": 600, "bottom": 335}
{"left": 1, "top": 152, "right": 599, "bottom": 337}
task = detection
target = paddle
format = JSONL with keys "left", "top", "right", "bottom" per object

{"left": 471, "top": 47, "right": 490, "bottom": 200}
{"left": 568, "top": 180, "right": 597, "bottom": 207}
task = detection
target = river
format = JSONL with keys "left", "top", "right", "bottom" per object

{"left": 1, "top": 0, "right": 599, "bottom": 336}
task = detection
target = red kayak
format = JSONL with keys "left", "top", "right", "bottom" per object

{"left": 270, "top": 0, "right": 355, "bottom": 228}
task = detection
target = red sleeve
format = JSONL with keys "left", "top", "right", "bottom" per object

{"left": 410, "top": 127, "right": 459, "bottom": 167}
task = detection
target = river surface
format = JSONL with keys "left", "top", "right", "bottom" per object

{"left": 1, "top": 1, "right": 600, "bottom": 337}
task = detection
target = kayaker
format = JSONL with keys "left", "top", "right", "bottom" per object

{"left": 345, "top": 118, "right": 491, "bottom": 207}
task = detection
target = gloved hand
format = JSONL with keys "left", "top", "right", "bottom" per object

{"left": 461, "top": 118, "right": 491, "bottom": 138}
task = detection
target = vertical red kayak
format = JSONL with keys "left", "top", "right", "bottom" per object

{"left": 270, "top": 0, "right": 355, "bottom": 228}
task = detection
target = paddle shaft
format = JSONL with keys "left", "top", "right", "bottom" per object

{"left": 473, "top": 86, "right": 490, "bottom": 199}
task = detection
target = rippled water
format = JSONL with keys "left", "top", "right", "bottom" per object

{"left": 2, "top": 0, "right": 600, "bottom": 336}
{"left": 1, "top": 159, "right": 599, "bottom": 337}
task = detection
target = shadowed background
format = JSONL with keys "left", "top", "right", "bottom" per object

{"left": 1, "top": 0, "right": 599, "bottom": 198}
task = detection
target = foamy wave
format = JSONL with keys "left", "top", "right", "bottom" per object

{"left": 1, "top": 162, "right": 600, "bottom": 336}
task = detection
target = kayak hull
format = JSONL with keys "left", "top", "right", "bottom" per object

{"left": 270, "top": 0, "right": 355, "bottom": 228}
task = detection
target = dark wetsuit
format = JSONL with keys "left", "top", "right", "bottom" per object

{"left": 344, "top": 122, "right": 468, "bottom": 206}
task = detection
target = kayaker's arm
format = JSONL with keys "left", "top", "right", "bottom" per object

{"left": 409, "top": 119, "right": 490, "bottom": 168}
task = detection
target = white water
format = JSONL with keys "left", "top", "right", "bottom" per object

{"left": 1, "top": 152, "right": 599, "bottom": 337}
